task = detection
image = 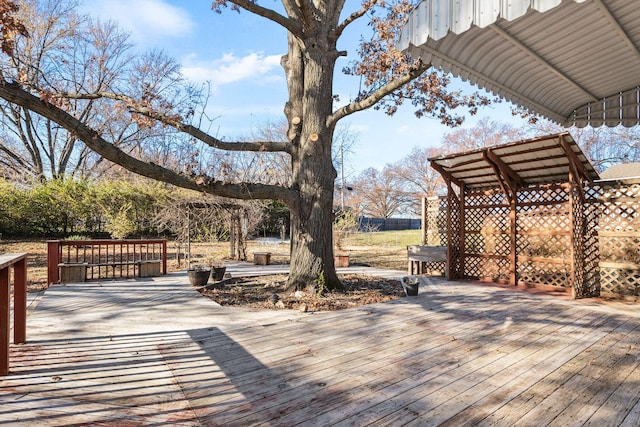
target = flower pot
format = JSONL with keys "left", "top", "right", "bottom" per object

{"left": 402, "top": 277, "right": 419, "bottom": 296}
{"left": 188, "top": 269, "right": 210, "bottom": 286}
{"left": 334, "top": 254, "right": 350, "bottom": 268}
{"left": 212, "top": 266, "right": 227, "bottom": 281}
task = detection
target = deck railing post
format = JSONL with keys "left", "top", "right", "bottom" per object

{"left": 0, "top": 266, "right": 8, "bottom": 375}
{"left": 47, "top": 240, "right": 60, "bottom": 284}
{"left": 162, "top": 239, "right": 167, "bottom": 275}
{"left": 13, "top": 257, "right": 26, "bottom": 344}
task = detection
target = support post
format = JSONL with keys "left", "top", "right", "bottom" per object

{"left": 0, "top": 266, "right": 8, "bottom": 376}
{"left": 47, "top": 240, "right": 60, "bottom": 284}
{"left": 161, "top": 240, "right": 167, "bottom": 275}
{"left": 509, "top": 197, "right": 518, "bottom": 286}
{"left": 13, "top": 257, "right": 26, "bottom": 344}
{"left": 421, "top": 196, "right": 427, "bottom": 245}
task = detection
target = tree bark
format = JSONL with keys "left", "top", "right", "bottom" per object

{"left": 282, "top": 8, "right": 343, "bottom": 292}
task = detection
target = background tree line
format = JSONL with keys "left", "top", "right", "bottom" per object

{"left": 0, "top": 176, "right": 288, "bottom": 240}
{"left": 341, "top": 117, "right": 640, "bottom": 219}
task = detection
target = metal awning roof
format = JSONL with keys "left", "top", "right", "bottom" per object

{"left": 399, "top": 0, "right": 640, "bottom": 128}
{"left": 428, "top": 133, "right": 599, "bottom": 191}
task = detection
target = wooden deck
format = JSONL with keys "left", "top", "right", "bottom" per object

{"left": 2, "top": 266, "right": 640, "bottom": 426}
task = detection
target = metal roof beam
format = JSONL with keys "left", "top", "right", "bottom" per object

{"left": 489, "top": 24, "right": 599, "bottom": 102}
{"left": 412, "top": 44, "right": 567, "bottom": 123}
{"left": 593, "top": 0, "right": 640, "bottom": 61}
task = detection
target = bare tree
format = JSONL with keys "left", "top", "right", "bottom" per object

{"left": 0, "top": 1, "right": 487, "bottom": 291}
{"left": 392, "top": 145, "right": 445, "bottom": 197}
{"left": 0, "top": 0, "right": 198, "bottom": 181}
{"left": 353, "top": 166, "right": 411, "bottom": 219}
{"left": 440, "top": 117, "right": 527, "bottom": 154}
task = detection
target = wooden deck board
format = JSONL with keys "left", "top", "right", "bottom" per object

{"left": 3, "top": 270, "right": 640, "bottom": 426}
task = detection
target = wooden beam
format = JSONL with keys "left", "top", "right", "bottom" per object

{"left": 559, "top": 136, "right": 590, "bottom": 182}
{"left": 485, "top": 149, "right": 523, "bottom": 186}
{"left": 430, "top": 160, "right": 464, "bottom": 189}
{"left": 481, "top": 150, "right": 516, "bottom": 202}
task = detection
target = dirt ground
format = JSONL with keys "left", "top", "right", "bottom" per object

{"left": 199, "top": 273, "right": 405, "bottom": 311}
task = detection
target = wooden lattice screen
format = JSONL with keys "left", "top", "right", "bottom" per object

{"left": 465, "top": 188, "right": 511, "bottom": 282}
{"left": 423, "top": 179, "right": 640, "bottom": 300}
{"left": 587, "top": 179, "right": 640, "bottom": 299}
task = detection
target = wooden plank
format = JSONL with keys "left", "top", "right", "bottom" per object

{"left": 287, "top": 304, "right": 595, "bottom": 426}
{"left": 477, "top": 319, "right": 640, "bottom": 426}
{"left": 474, "top": 315, "right": 631, "bottom": 426}
{"left": 366, "top": 311, "right": 619, "bottom": 426}
{"left": 219, "top": 293, "right": 567, "bottom": 424}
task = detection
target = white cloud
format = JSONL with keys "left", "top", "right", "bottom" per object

{"left": 90, "top": 0, "right": 194, "bottom": 43}
{"left": 181, "top": 52, "right": 283, "bottom": 87}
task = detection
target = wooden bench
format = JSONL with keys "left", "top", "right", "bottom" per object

{"left": 407, "top": 245, "right": 447, "bottom": 277}
{"left": 58, "top": 259, "right": 162, "bottom": 283}
{"left": 58, "top": 262, "right": 88, "bottom": 283}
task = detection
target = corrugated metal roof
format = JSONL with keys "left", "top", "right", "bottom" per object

{"left": 429, "top": 132, "right": 599, "bottom": 190}
{"left": 399, "top": 0, "right": 640, "bottom": 128}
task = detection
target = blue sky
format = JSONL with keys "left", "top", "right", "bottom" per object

{"left": 86, "top": 0, "right": 528, "bottom": 176}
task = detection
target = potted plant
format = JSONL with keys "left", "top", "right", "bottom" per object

{"left": 402, "top": 277, "right": 419, "bottom": 296}
{"left": 188, "top": 263, "right": 211, "bottom": 286}
{"left": 333, "top": 208, "right": 357, "bottom": 268}
{"left": 211, "top": 261, "right": 227, "bottom": 282}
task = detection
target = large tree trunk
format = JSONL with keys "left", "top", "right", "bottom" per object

{"left": 283, "top": 24, "right": 343, "bottom": 292}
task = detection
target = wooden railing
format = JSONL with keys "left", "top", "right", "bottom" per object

{"left": 1, "top": 253, "right": 27, "bottom": 376}
{"left": 47, "top": 240, "right": 167, "bottom": 284}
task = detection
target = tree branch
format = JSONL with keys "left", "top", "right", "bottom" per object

{"left": 57, "top": 90, "right": 291, "bottom": 153}
{"left": 328, "top": 59, "right": 430, "bottom": 127}
{"left": 335, "top": 1, "right": 372, "bottom": 39}
{"left": 0, "top": 80, "right": 298, "bottom": 204}
{"left": 223, "top": 0, "right": 303, "bottom": 37}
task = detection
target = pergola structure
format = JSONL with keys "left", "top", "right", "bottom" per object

{"left": 428, "top": 132, "right": 601, "bottom": 297}
{"left": 400, "top": 0, "right": 640, "bottom": 298}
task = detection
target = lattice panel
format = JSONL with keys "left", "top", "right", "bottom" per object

{"left": 516, "top": 206, "right": 571, "bottom": 259}
{"left": 463, "top": 188, "right": 510, "bottom": 281}
{"left": 465, "top": 189, "right": 510, "bottom": 256}
{"left": 465, "top": 190, "right": 509, "bottom": 207}
{"left": 581, "top": 200, "right": 601, "bottom": 296}
{"left": 448, "top": 188, "right": 462, "bottom": 279}
{"left": 518, "top": 261, "right": 571, "bottom": 288}
{"left": 517, "top": 184, "right": 569, "bottom": 204}
{"left": 515, "top": 185, "right": 572, "bottom": 289}
{"left": 464, "top": 255, "right": 510, "bottom": 281}
{"left": 588, "top": 181, "right": 640, "bottom": 298}
{"left": 599, "top": 267, "right": 640, "bottom": 297}
{"left": 571, "top": 178, "right": 587, "bottom": 297}
{"left": 599, "top": 202, "right": 640, "bottom": 233}
{"left": 599, "top": 236, "right": 640, "bottom": 263}
{"left": 425, "top": 197, "right": 448, "bottom": 246}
